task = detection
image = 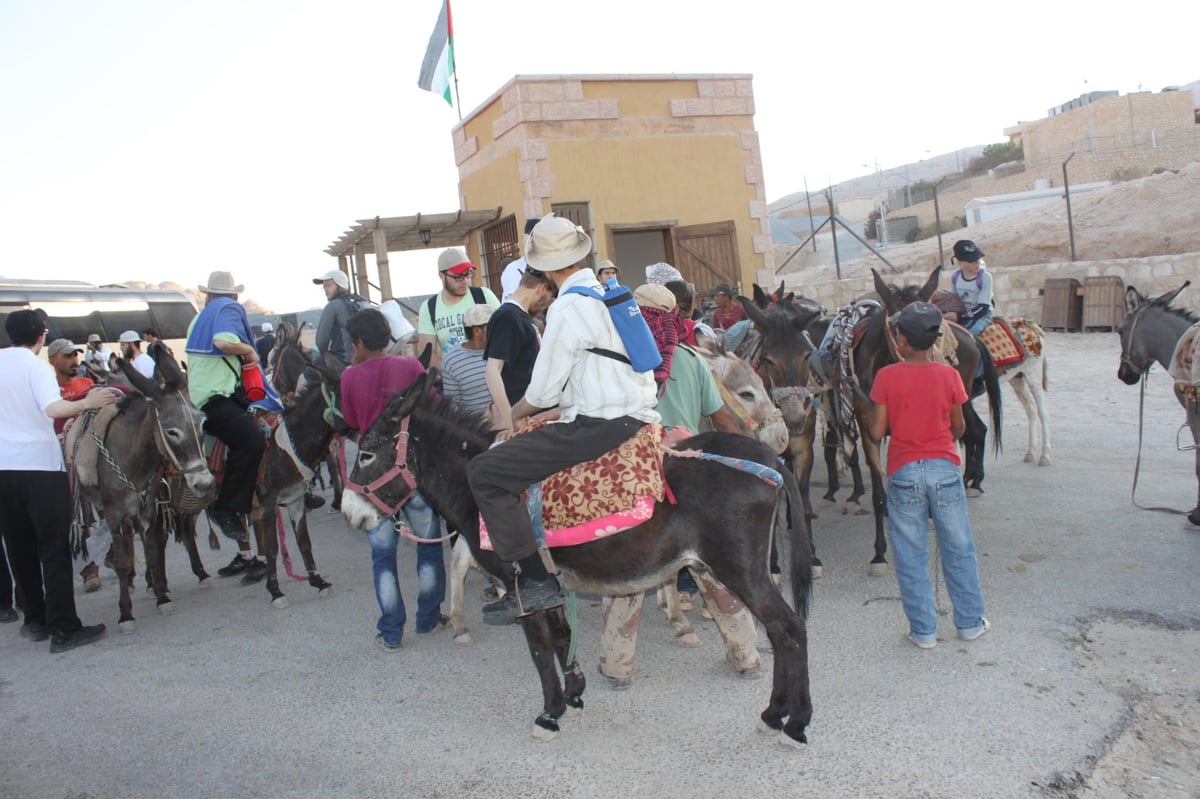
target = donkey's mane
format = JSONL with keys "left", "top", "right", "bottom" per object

{"left": 411, "top": 387, "right": 497, "bottom": 455}
{"left": 1148, "top": 294, "right": 1200, "bottom": 324}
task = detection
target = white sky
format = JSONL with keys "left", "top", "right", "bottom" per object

{"left": 2, "top": 0, "right": 1194, "bottom": 313}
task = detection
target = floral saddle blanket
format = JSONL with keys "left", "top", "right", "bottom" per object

{"left": 1169, "top": 321, "right": 1200, "bottom": 404}
{"left": 478, "top": 421, "right": 666, "bottom": 551}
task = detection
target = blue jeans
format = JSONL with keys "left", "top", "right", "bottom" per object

{"left": 886, "top": 459, "right": 986, "bottom": 644}
{"left": 364, "top": 492, "right": 446, "bottom": 645}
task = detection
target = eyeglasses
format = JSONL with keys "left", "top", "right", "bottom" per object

{"left": 446, "top": 270, "right": 475, "bottom": 280}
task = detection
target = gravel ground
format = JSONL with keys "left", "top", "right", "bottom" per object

{"left": 2, "top": 331, "right": 1197, "bottom": 799}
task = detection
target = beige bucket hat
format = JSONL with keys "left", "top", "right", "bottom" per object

{"left": 525, "top": 216, "right": 593, "bottom": 272}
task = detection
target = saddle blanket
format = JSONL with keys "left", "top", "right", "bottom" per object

{"left": 979, "top": 317, "right": 1026, "bottom": 368}
{"left": 1169, "top": 321, "right": 1200, "bottom": 402}
{"left": 478, "top": 421, "right": 665, "bottom": 550}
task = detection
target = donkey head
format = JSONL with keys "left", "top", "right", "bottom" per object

{"left": 1117, "top": 280, "right": 1192, "bottom": 385}
{"left": 873, "top": 266, "right": 941, "bottom": 313}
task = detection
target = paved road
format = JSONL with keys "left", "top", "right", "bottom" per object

{"left": 2, "top": 332, "right": 1196, "bottom": 798}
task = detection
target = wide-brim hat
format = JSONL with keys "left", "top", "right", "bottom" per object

{"left": 526, "top": 216, "right": 593, "bottom": 272}
{"left": 86, "top": 333, "right": 102, "bottom": 343}
{"left": 199, "top": 270, "right": 244, "bottom": 295}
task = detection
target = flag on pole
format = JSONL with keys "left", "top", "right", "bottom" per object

{"left": 417, "top": 0, "right": 455, "bottom": 107}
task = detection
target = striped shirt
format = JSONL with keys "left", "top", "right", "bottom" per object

{"left": 440, "top": 345, "right": 492, "bottom": 416}
{"left": 525, "top": 270, "right": 659, "bottom": 424}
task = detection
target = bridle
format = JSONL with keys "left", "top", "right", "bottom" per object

{"left": 1118, "top": 305, "right": 1150, "bottom": 376}
{"left": 339, "top": 415, "right": 417, "bottom": 516}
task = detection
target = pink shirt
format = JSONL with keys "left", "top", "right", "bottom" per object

{"left": 340, "top": 356, "right": 427, "bottom": 434}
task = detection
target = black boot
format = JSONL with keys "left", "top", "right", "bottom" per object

{"left": 513, "top": 554, "right": 563, "bottom": 617}
{"left": 304, "top": 491, "right": 325, "bottom": 511}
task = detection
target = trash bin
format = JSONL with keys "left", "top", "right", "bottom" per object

{"left": 1042, "top": 278, "right": 1083, "bottom": 331}
{"left": 1083, "top": 276, "right": 1126, "bottom": 331}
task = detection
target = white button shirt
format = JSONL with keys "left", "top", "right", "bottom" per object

{"left": 524, "top": 269, "right": 660, "bottom": 425}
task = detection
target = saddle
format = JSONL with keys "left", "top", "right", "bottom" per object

{"left": 479, "top": 421, "right": 665, "bottom": 551}
{"left": 62, "top": 386, "right": 136, "bottom": 490}
{"left": 204, "top": 409, "right": 283, "bottom": 489}
{"left": 1169, "top": 321, "right": 1200, "bottom": 404}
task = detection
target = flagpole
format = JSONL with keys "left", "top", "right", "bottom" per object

{"left": 453, "top": 69, "right": 462, "bottom": 122}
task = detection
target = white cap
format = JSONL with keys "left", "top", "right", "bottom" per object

{"left": 313, "top": 269, "right": 349, "bottom": 289}
{"left": 118, "top": 330, "right": 141, "bottom": 343}
{"left": 260, "top": 322, "right": 273, "bottom": 333}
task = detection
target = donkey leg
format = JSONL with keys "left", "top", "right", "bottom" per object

{"left": 519, "top": 610, "right": 567, "bottom": 742}
{"left": 290, "top": 508, "right": 333, "bottom": 597}
{"left": 859, "top": 435, "right": 889, "bottom": 573}
{"left": 141, "top": 522, "right": 174, "bottom": 615}
{"left": 547, "top": 606, "right": 585, "bottom": 715}
{"left": 447, "top": 536, "right": 473, "bottom": 645}
{"left": 255, "top": 509, "right": 287, "bottom": 608}
{"left": 1009, "top": 375, "right": 1040, "bottom": 463}
{"left": 113, "top": 527, "right": 136, "bottom": 633}
{"left": 179, "top": 514, "right": 212, "bottom": 588}
{"left": 326, "top": 451, "right": 343, "bottom": 512}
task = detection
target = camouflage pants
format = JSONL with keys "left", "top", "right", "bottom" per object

{"left": 599, "top": 568, "right": 760, "bottom": 681}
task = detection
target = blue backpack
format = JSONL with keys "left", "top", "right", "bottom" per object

{"left": 564, "top": 282, "right": 663, "bottom": 374}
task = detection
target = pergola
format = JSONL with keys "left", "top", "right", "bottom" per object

{"left": 324, "top": 208, "right": 501, "bottom": 301}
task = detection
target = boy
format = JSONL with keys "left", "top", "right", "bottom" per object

{"left": 868, "top": 302, "right": 989, "bottom": 649}
{"left": 340, "top": 309, "right": 448, "bottom": 651}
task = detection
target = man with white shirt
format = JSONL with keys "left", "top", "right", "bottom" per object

{"left": 467, "top": 216, "right": 659, "bottom": 617}
{"left": 118, "top": 330, "right": 156, "bottom": 378}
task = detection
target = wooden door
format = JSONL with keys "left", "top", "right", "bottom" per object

{"left": 671, "top": 221, "right": 740, "bottom": 297}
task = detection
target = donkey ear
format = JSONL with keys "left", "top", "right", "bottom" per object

{"left": 117, "top": 356, "right": 160, "bottom": 397}
{"left": 752, "top": 284, "right": 769, "bottom": 309}
{"left": 1124, "top": 286, "right": 1142, "bottom": 314}
{"left": 872, "top": 268, "right": 895, "bottom": 310}
{"left": 918, "top": 266, "right": 942, "bottom": 301}
{"left": 383, "top": 371, "right": 429, "bottom": 427}
{"left": 152, "top": 346, "right": 187, "bottom": 392}
{"left": 417, "top": 342, "right": 433, "bottom": 370}
{"left": 1155, "top": 280, "right": 1191, "bottom": 308}
{"left": 739, "top": 295, "right": 770, "bottom": 329}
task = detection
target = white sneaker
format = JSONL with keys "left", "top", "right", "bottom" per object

{"left": 906, "top": 632, "right": 937, "bottom": 650}
{"left": 959, "top": 617, "right": 991, "bottom": 641}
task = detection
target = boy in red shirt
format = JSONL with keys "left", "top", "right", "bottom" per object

{"left": 868, "top": 302, "right": 989, "bottom": 649}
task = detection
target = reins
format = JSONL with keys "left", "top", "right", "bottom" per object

{"left": 1130, "top": 371, "right": 1191, "bottom": 515}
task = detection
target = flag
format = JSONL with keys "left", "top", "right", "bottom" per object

{"left": 417, "top": 0, "right": 454, "bottom": 107}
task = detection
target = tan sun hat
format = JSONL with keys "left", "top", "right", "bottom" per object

{"left": 525, "top": 216, "right": 593, "bottom": 272}
{"left": 199, "top": 271, "right": 244, "bottom": 295}
{"left": 462, "top": 304, "right": 495, "bottom": 327}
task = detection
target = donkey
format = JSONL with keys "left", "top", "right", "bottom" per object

{"left": 65, "top": 351, "right": 215, "bottom": 632}
{"left": 340, "top": 373, "right": 816, "bottom": 748}
{"left": 1117, "top": 280, "right": 1200, "bottom": 526}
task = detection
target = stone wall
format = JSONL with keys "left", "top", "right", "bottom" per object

{"left": 760, "top": 251, "right": 1200, "bottom": 326}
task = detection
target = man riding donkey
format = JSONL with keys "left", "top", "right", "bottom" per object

{"left": 466, "top": 215, "right": 659, "bottom": 617}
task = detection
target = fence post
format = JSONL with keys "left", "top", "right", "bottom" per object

{"left": 1062, "top": 153, "right": 1077, "bottom": 262}
{"left": 825, "top": 187, "right": 841, "bottom": 280}
{"left": 803, "top": 176, "right": 817, "bottom": 253}
{"left": 933, "top": 177, "right": 947, "bottom": 268}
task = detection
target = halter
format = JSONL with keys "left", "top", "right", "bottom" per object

{"left": 758, "top": 329, "right": 818, "bottom": 435}
{"left": 1118, "top": 305, "right": 1149, "bottom": 375}
{"left": 339, "top": 416, "right": 417, "bottom": 516}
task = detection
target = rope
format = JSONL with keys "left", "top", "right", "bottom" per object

{"left": 1130, "top": 372, "right": 1190, "bottom": 515}
{"left": 565, "top": 589, "right": 579, "bottom": 664}
{"left": 276, "top": 509, "right": 309, "bottom": 581}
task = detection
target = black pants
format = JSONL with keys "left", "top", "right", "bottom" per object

{"left": 202, "top": 395, "right": 267, "bottom": 515}
{"left": 466, "top": 415, "right": 645, "bottom": 562}
{"left": 0, "top": 530, "right": 16, "bottom": 611}
{"left": 0, "top": 471, "right": 81, "bottom": 633}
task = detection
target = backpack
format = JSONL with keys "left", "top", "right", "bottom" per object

{"left": 564, "top": 283, "right": 663, "bottom": 373}
{"left": 426, "top": 286, "right": 485, "bottom": 321}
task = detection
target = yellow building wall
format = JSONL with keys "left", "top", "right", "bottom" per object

{"left": 581, "top": 80, "right": 697, "bottom": 117}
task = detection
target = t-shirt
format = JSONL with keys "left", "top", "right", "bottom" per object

{"left": 84, "top": 345, "right": 113, "bottom": 373}
{"left": 483, "top": 300, "right": 540, "bottom": 404}
{"left": 869, "top": 361, "right": 968, "bottom": 476}
{"left": 712, "top": 303, "right": 748, "bottom": 330}
{"left": 340, "top": 355, "right": 427, "bottom": 433}
{"left": 655, "top": 345, "right": 723, "bottom": 431}
{"left": 0, "top": 347, "right": 66, "bottom": 471}
{"left": 59, "top": 375, "right": 94, "bottom": 400}
{"left": 440, "top": 346, "right": 491, "bottom": 416}
{"left": 255, "top": 334, "right": 276, "bottom": 365}
{"left": 130, "top": 352, "right": 155, "bottom": 378}
{"left": 417, "top": 287, "right": 501, "bottom": 355}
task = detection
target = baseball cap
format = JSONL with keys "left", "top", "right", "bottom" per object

{"left": 260, "top": 322, "right": 273, "bottom": 333}
{"left": 118, "top": 330, "right": 142, "bottom": 343}
{"left": 952, "top": 240, "right": 984, "bottom": 263}
{"left": 712, "top": 283, "right": 735, "bottom": 297}
{"left": 893, "top": 302, "right": 943, "bottom": 349}
{"left": 313, "top": 269, "right": 349, "bottom": 289}
{"left": 462, "top": 304, "right": 495, "bottom": 328}
{"left": 47, "top": 338, "right": 83, "bottom": 357}
{"left": 87, "top": 333, "right": 102, "bottom": 343}
{"left": 437, "top": 248, "right": 474, "bottom": 276}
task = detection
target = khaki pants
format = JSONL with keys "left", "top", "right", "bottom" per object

{"left": 599, "top": 568, "right": 760, "bottom": 680}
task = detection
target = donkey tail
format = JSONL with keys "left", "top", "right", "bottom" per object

{"left": 978, "top": 341, "right": 1003, "bottom": 456}
{"left": 778, "top": 463, "right": 814, "bottom": 621}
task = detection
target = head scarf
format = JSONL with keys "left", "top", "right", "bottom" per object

{"left": 641, "top": 306, "right": 688, "bottom": 388}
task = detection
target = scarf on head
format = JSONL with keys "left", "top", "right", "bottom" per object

{"left": 642, "top": 306, "right": 687, "bottom": 387}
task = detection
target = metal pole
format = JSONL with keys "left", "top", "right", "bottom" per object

{"left": 803, "top": 177, "right": 817, "bottom": 253}
{"left": 826, "top": 186, "right": 841, "bottom": 280}
{"left": 933, "top": 177, "right": 947, "bottom": 268}
{"left": 1063, "top": 153, "right": 1077, "bottom": 262}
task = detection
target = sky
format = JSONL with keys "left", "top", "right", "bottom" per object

{"left": 2, "top": 0, "right": 1195, "bottom": 314}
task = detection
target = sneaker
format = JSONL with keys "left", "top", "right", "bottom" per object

{"left": 906, "top": 632, "right": 937, "bottom": 650}
{"left": 217, "top": 553, "right": 257, "bottom": 577}
{"left": 482, "top": 593, "right": 517, "bottom": 626}
{"left": 49, "top": 623, "right": 106, "bottom": 653}
{"left": 239, "top": 559, "right": 269, "bottom": 584}
{"left": 959, "top": 617, "right": 991, "bottom": 641}
{"left": 417, "top": 614, "right": 451, "bottom": 635}
{"left": 303, "top": 491, "right": 325, "bottom": 511}
{"left": 20, "top": 621, "right": 50, "bottom": 641}
{"left": 374, "top": 632, "right": 402, "bottom": 653}
{"left": 514, "top": 574, "right": 564, "bottom": 617}
{"left": 0, "top": 607, "right": 18, "bottom": 624}
{"left": 81, "top": 563, "right": 101, "bottom": 593}
{"left": 597, "top": 664, "right": 632, "bottom": 691}
{"left": 207, "top": 508, "right": 248, "bottom": 541}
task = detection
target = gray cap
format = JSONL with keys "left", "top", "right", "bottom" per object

{"left": 894, "top": 302, "right": 943, "bottom": 348}
{"left": 47, "top": 338, "right": 84, "bottom": 357}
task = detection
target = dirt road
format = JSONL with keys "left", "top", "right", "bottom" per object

{"left": 2, "top": 332, "right": 1197, "bottom": 798}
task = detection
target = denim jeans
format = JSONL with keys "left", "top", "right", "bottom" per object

{"left": 364, "top": 491, "right": 446, "bottom": 645}
{"left": 886, "top": 459, "right": 986, "bottom": 644}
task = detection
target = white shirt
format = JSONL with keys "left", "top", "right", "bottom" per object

{"left": 85, "top": 345, "right": 114, "bottom": 372}
{"left": 131, "top": 351, "right": 155, "bottom": 378}
{"left": 525, "top": 270, "right": 659, "bottom": 425}
{"left": 501, "top": 257, "right": 527, "bottom": 301}
{"left": 0, "top": 347, "right": 66, "bottom": 471}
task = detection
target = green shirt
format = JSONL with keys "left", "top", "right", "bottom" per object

{"left": 185, "top": 316, "right": 243, "bottom": 408}
{"left": 655, "top": 345, "right": 723, "bottom": 431}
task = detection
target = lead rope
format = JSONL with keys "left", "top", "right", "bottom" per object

{"left": 1131, "top": 371, "right": 1189, "bottom": 515}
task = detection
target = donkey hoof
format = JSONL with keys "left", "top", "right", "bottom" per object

{"left": 676, "top": 631, "right": 701, "bottom": 648}
{"left": 563, "top": 703, "right": 583, "bottom": 718}
{"left": 1038, "top": 456, "right": 1052, "bottom": 467}
{"left": 867, "top": 561, "right": 889, "bottom": 577}
{"left": 775, "top": 732, "right": 808, "bottom": 751}
{"left": 198, "top": 577, "right": 213, "bottom": 589}
{"left": 1023, "top": 452, "right": 1036, "bottom": 463}
{"left": 965, "top": 487, "right": 983, "bottom": 498}
{"left": 157, "top": 601, "right": 174, "bottom": 616}
{"left": 271, "top": 596, "right": 290, "bottom": 609}
{"left": 318, "top": 586, "right": 334, "bottom": 599}
{"left": 118, "top": 619, "right": 136, "bottom": 634}
{"left": 821, "top": 497, "right": 836, "bottom": 508}
{"left": 531, "top": 717, "right": 559, "bottom": 742}
{"left": 756, "top": 718, "right": 781, "bottom": 737}
{"left": 452, "top": 632, "right": 473, "bottom": 646}
{"left": 811, "top": 563, "right": 824, "bottom": 579}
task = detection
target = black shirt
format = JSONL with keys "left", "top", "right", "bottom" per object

{"left": 483, "top": 301, "right": 540, "bottom": 404}
{"left": 255, "top": 334, "right": 276, "bottom": 365}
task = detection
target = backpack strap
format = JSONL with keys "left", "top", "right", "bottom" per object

{"left": 470, "top": 286, "right": 485, "bottom": 304}
{"left": 427, "top": 294, "right": 437, "bottom": 321}
{"left": 562, "top": 286, "right": 634, "bottom": 365}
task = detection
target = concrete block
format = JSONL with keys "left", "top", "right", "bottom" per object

{"left": 522, "top": 140, "right": 548, "bottom": 160}
{"left": 714, "top": 97, "right": 754, "bottom": 116}
{"left": 522, "top": 83, "right": 566, "bottom": 103}
{"left": 540, "top": 100, "right": 601, "bottom": 121}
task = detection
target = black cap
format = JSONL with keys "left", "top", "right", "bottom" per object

{"left": 524, "top": 217, "right": 541, "bottom": 235}
{"left": 952, "top": 239, "right": 984, "bottom": 262}
{"left": 5, "top": 308, "right": 48, "bottom": 346}
{"left": 894, "top": 302, "right": 943, "bottom": 349}
{"left": 712, "top": 283, "right": 735, "bottom": 297}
